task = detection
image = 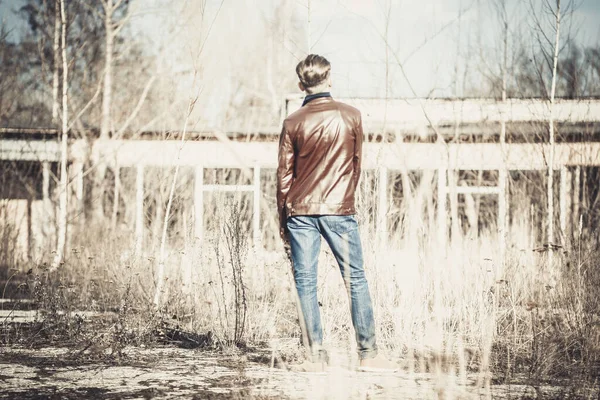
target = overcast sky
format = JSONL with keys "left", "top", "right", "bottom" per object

{"left": 133, "top": 0, "right": 600, "bottom": 98}
{"left": 1, "top": 0, "right": 599, "bottom": 100}
{"left": 288, "top": 0, "right": 600, "bottom": 97}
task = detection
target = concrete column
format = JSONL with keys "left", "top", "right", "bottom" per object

{"left": 377, "top": 167, "right": 388, "bottom": 249}
{"left": 112, "top": 165, "right": 120, "bottom": 227}
{"left": 498, "top": 168, "right": 507, "bottom": 269}
{"left": 559, "top": 166, "right": 571, "bottom": 240}
{"left": 253, "top": 165, "right": 261, "bottom": 246}
{"left": 27, "top": 198, "right": 32, "bottom": 262}
{"left": 42, "top": 161, "right": 51, "bottom": 218}
{"left": 74, "top": 163, "right": 84, "bottom": 202}
{"left": 72, "top": 162, "right": 84, "bottom": 222}
{"left": 194, "top": 165, "right": 204, "bottom": 245}
{"left": 573, "top": 166, "right": 580, "bottom": 235}
{"left": 437, "top": 167, "right": 447, "bottom": 249}
{"left": 448, "top": 169, "right": 460, "bottom": 242}
{"left": 135, "top": 164, "right": 144, "bottom": 257}
{"left": 41, "top": 161, "right": 53, "bottom": 246}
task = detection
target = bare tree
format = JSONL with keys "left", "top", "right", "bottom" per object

{"left": 99, "top": 0, "right": 129, "bottom": 139}
{"left": 530, "top": 0, "right": 566, "bottom": 267}
{"left": 491, "top": 0, "right": 510, "bottom": 266}
{"left": 88, "top": 0, "right": 130, "bottom": 221}
{"left": 547, "top": 0, "right": 560, "bottom": 259}
{"left": 52, "top": 0, "right": 68, "bottom": 270}
{"left": 51, "top": 0, "right": 60, "bottom": 123}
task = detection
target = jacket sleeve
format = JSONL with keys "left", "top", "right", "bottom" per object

{"left": 351, "top": 112, "right": 363, "bottom": 191}
{"left": 277, "top": 123, "right": 295, "bottom": 232}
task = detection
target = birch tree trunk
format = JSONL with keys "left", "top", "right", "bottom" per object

{"left": 499, "top": 0, "right": 508, "bottom": 269}
{"left": 52, "top": 0, "right": 68, "bottom": 270}
{"left": 52, "top": 0, "right": 60, "bottom": 123}
{"left": 450, "top": 2, "right": 463, "bottom": 242}
{"left": 101, "top": 0, "right": 114, "bottom": 140}
{"left": 547, "top": 0, "right": 561, "bottom": 269}
{"left": 93, "top": 0, "right": 115, "bottom": 220}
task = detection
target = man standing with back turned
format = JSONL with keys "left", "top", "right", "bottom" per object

{"left": 277, "top": 54, "right": 395, "bottom": 372}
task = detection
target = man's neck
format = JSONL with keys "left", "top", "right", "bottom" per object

{"left": 302, "top": 91, "right": 331, "bottom": 106}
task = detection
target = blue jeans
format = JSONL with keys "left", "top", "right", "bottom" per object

{"left": 286, "top": 215, "right": 378, "bottom": 363}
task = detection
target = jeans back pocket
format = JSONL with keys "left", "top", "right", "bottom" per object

{"left": 327, "top": 215, "right": 357, "bottom": 235}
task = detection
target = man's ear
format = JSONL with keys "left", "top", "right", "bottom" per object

{"left": 298, "top": 81, "right": 305, "bottom": 92}
{"left": 327, "top": 77, "right": 332, "bottom": 88}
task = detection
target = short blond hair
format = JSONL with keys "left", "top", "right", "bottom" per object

{"left": 296, "top": 54, "right": 331, "bottom": 92}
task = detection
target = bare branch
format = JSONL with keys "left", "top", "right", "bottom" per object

{"left": 81, "top": 1, "right": 104, "bottom": 20}
{"left": 311, "top": 15, "right": 334, "bottom": 50}
{"left": 529, "top": 0, "right": 555, "bottom": 49}
{"left": 67, "top": 76, "right": 103, "bottom": 132}
{"left": 195, "top": 0, "right": 226, "bottom": 67}
{"left": 113, "top": 0, "right": 126, "bottom": 12}
{"left": 403, "top": 1, "right": 474, "bottom": 64}
{"left": 532, "top": 48, "right": 550, "bottom": 97}
{"left": 111, "top": 10, "right": 133, "bottom": 38}
{"left": 114, "top": 75, "right": 157, "bottom": 139}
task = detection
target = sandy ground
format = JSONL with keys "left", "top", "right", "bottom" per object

{"left": 0, "top": 344, "right": 579, "bottom": 400}
{"left": 0, "top": 307, "right": 594, "bottom": 399}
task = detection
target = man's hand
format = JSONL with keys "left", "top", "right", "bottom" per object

{"left": 281, "top": 229, "right": 293, "bottom": 266}
{"left": 280, "top": 226, "right": 289, "bottom": 243}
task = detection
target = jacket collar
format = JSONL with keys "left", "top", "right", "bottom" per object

{"left": 302, "top": 92, "right": 332, "bottom": 106}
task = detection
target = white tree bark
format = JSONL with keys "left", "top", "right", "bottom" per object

{"left": 52, "top": 0, "right": 60, "bottom": 123}
{"left": 547, "top": 0, "right": 561, "bottom": 267}
{"left": 52, "top": 0, "right": 68, "bottom": 270}
{"left": 94, "top": 0, "right": 140, "bottom": 219}
{"left": 101, "top": 0, "right": 114, "bottom": 139}
{"left": 93, "top": 0, "right": 116, "bottom": 220}
{"left": 499, "top": 0, "right": 508, "bottom": 269}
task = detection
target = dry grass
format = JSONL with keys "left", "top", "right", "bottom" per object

{"left": 1, "top": 169, "right": 599, "bottom": 399}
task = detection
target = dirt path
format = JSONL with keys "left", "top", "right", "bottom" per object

{"left": 0, "top": 345, "right": 576, "bottom": 400}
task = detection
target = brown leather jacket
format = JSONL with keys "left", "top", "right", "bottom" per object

{"left": 277, "top": 95, "right": 363, "bottom": 234}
